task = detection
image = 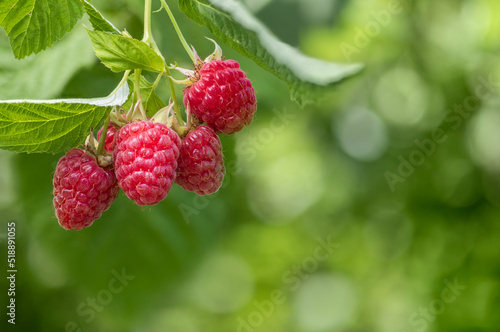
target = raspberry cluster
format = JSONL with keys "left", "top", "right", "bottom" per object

{"left": 52, "top": 42, "right": 256, "bottom": 230}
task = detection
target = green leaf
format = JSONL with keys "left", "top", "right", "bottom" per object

{"left": 81, "top": 0, "right": 120, "bottom": 34}
{"left": 0, "top": 0, "right": 83, "bottom": 59}
{"left": 178, "top": 0, "right": 363, "bottom": 106}
{"left": 86, "top": 29, "right": 165, "bottom": 73}
{"left": 124, "top": 74, "right": 166, "bottom": 114}
{"left": 0, "top": 84, "right": 129, "bottom": 153}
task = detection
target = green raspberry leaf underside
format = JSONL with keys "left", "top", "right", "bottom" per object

{"left": 0, "top": 84, "right": 129, "bottom": 154}
{"left": 178, "top": 0, "right": 363, "bottom": 106}
{"left": 81, "top": 0, "right": 120, "bottom": 34}
{"left": 86, "top": 29, "right": 165, "bottom": 73}
{"left": 0, "top": 0, "right": 83, "bottom": 59}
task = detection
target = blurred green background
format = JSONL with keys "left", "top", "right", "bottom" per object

{"left": 1, "top": 0, "right": 500, "bottom": 331}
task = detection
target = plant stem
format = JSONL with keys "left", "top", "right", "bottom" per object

{"left": 97, "top": 114, "right": 110, "bottom": 155}
{"left": 134, "top": 69, "right": 145, "bottom": 114}
{"left": 164, "top": 66, "right": 185, "bottom": 126}
{"left": 142, "top": 0, "right": 166, "bottom": 71}
{"left": 142, "top": 0, "right": 153, "bottom": 43}
{"left": 152, "top": 72, "right": 163, "bottom": 90}
{"left": 160, "top": 0, "right": 196, "bottom": 63}
{"left": 142, "top": 0, "right": 185, "bottom": 126}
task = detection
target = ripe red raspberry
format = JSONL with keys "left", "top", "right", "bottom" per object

{"left": 176, "top": 125, "right": 225, "bottom": 195}
{"left": 113, "top": 121, "right": 181, "bottom": 206}
{"left": 183, "top": 59, "right": 257, "bottom": 135}
{"left": 97, "top": 123, "right": 119, "bottom": 154}
{"left": 53, "top": 149, "right": 119, "bottom": 230}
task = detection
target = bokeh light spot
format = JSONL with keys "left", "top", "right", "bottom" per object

{"left": 335, "top": 107, "right": 388, "bottom": 161}
{"left": 189, "top": 252, "right": 254, "bottom": 313}
{"left": 247, "top": 152, "right": 325, "bottom": 223}
{"left": 293, "top": 273, "right": 358, "bottom": 331}
{"left": 28, "top": 240, "right": 67, "bottom": 288}
{"left": 374, "top": 67, "right": 429, "bottom": 125}
{"left": 467, "top": 101, "right": 500, "bottom": 171}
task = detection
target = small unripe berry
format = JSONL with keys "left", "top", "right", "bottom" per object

{"left": 97, "top": 123, "right": 119, "bottom": 154}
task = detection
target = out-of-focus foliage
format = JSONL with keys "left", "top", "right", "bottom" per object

{"left": 1, "top": 0, "right": 500, "bottom": 331}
